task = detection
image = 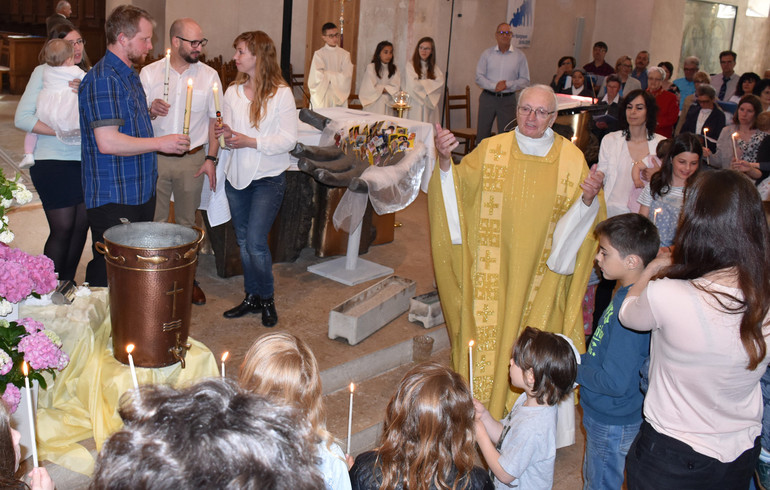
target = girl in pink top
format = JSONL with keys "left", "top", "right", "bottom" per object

{"left": 619, "top": 169, "right": 770, "bottom": 489}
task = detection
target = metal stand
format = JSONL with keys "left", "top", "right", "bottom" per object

{"left": 307, "top": 221, "right": 393, "bottom": 286}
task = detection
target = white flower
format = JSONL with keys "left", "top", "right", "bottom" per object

{"left": 0, "top": 230, "right": 14, "bottom": 244}
{"left": 0, "top": 299, "right": 12, "bottom": 317}
{"left": 0, "top": 198, "right": 11, "bottom": 208}
{"left": 1, "top": 215, "right": 7, "bottom": 224}
{"left": 12, "top": 187, "right": 32, "bottom": 205}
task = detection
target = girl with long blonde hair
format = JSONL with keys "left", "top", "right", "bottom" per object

{"left": 239, "top": 333, "right": 351, "bottom": 489}
{"left": 216, "top": 31, "right": 297, "bottom": 327}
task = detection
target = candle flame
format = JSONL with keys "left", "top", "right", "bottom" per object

{"left": 166, "top": 48, "right": 170, "bottom": 57}
{"left": 22, "top": 361, "right": 28, "bottom": 376}
{"left": 349, "top": 382, "right": 355, "bottom": 393}
{"left": 732, "top": 132, "right": 739, "bottom": 138}
{"left": 469, "top": 339, "right": 475, "bottom": 348}
{"left": 126, "top": 343, "right": 135, "bottom": 354}
{"left": 571, "top": 136, "right": 577, "bottom": 143}
{"left": 703, "top": 128, "right": 708, "bottom": 133}
{"left": 212, "top": 82, "right": 218, "bottom": 92}
{"left": 221, "top": 351, "right": 229, "bottom": 362}
{"left": 188, "top": 78, "right": 193, "bottom": 87}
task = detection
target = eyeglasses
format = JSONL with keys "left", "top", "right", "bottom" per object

{"left": 518, "top": 105, "right": 555, "bottom": 119}
{"left": 176, "top": 36, "right": 208, "bottom": 48}
{"left": 497, "top": 31, "right": 513, "bottom": 36}
{"left": 69, "top": 39, "right": 85, "bottom": 46}
{"left": 325, "top": 33, "right": 340, "bottom": 38}
{"left": 622, "top": 64, "right": 633, "bottom": 68}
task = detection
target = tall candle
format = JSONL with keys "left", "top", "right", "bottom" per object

{"left": 468, "top": 340, "right": 475, "bottom": 398}
{"left": 732, "top": 132, "right": 739, "bottom": 160}
{"left": 183, "top": 78, "right": 193, "bottom": 135}
{"left": 346, "top": 383, "right": 354, "bottom": 455}
{"left": 163, "top": 49, "right": 171, "bottom": 102}
{"left": 213, "top": 83, "right": 225, "bottom": 148}
{"left": 221, "top": 351, "right": 229, "bottom": 378}
{"left": 126, "top": 344, "right": 139, "bottom": 389}
{"left": 703, "top": 128, "right": 710, "bottom": 166}
{"left": 21, "top": 362, "right": 38, "bottom": 467}
{"left": 653, "top": 208, "right": 662, "bottom": 225}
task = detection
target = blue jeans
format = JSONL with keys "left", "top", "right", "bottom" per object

{"left": 582, "top": 411, "right": 641, "bottom": 490}
{"left": 225, "top": 174, "right": 285, "bottom": 298}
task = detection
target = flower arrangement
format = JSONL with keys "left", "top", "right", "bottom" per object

{"left": 0, "top": 169, "right": 33, "bottom": 244}
{"left": 0, "top": 245, "right": 57, "bottom": 317}
{"left": 0, "top": 317, "right": 69, "bottom": 413}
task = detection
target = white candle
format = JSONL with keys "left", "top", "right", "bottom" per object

{"left": 221, "top": 351, "right": 229, "bottom": 378}
{"left": 653, "top": 208, "right": 662, "bottom": 225}
{"left": 732, "top": 132, "right": 739, "bottom": 160}
{"left": 126, "top": 344, "right": 139, "bottom": 389}
{"left": 468, "top": 340, "right": 475, "bottom": 398}
{"left": 163, "top": 49, "right": 171, "bottom": 103}
{"left": 183, "top": 78, "right": 193, "bottom": 135}
{"left": 571, "top": 136, "right": 577, "bottom": 145}
{"left": 213, "top": 83, "right": 225, "bottom": 148}
{"left": 346, "top": 383, "right": 354, "bottom": 455}
{"left": 703, "top": 128, "right": 710, "bottom": 166}
{"left": 21, "top": 362, "right": 38, "bottom": 467}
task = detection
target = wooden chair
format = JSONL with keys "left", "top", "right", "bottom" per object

{"left": 220, "top": 59, "right": 238, "bottom": 88}
{"left": 289, "top": 63, "right": 309, "bottom": 108}
{"left": 445, "top": 85, "right": 477, "bottom": 155}
{"left": 348, "top": 93, "right": 363, "bottom": 110}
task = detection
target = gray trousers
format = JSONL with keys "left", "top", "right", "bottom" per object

{"left": 477, "top": 90, "right": 517, "bottom": 142}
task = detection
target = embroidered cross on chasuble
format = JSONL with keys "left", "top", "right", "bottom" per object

{"left": 428, "top": 131, "right": 603, "bottom": 418}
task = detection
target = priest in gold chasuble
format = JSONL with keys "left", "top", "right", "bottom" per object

{"left": 429, "top": 85, "right": 606, "bottom": 418}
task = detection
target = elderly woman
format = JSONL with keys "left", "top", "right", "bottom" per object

{"left": 647, "top": 66, "right": 678, "bottom": 138}
{"left": 561, "top": 67, "right": 594, "bottom": 98}
{"left": 13, "top": 23, "right": 90, "bottom": 283}
{"left": 678, "top": 84, "right": 725, "bottom": 155}
{"left": 711, "top": 94, "right": 766, "bottom": 173}
{"left": 550, "top": 55, "right": 575, "bottom": 93}
{"left": 675, "top": 71, "right": 711, "bottom": 135}
{"left": 729, "top": 72, "right": 760, "bottom": 104}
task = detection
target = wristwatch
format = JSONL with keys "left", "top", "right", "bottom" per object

{"left": 205, "top": 155, "right": 218, "bottom": 166}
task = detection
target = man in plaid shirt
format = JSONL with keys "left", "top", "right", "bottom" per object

{"left": 79, "top": 4, "right": 189, "bottom": 286}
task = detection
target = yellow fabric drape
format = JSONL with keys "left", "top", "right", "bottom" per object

{"left": 428, "top": 132, "right": 605, "bottom": 418}
{"left": 20, "top": 290, "right": 219, "bottom": 475}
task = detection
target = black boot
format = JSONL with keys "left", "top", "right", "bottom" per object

{"left": 223, "top": 293, "right": 261, "bottom": 319}
{"left": 260, "top": 296, "right": 278, "bottom": 327}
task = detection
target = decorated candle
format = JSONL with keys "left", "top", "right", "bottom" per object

{"left": 213, "top": 83, "right": 225, "bottom": 148}
{"left": 163, "top": 49, "right": 171, "bottom": 102}
{"left": 183, "top": 78, "right": 193, "bottom": 135}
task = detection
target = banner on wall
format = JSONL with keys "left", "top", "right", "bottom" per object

{"left": 507, "top": 0, "right": 535, "bottom": 48}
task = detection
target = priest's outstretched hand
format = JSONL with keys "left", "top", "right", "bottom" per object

{"left": 580, "top": 163, "right": 604, "bottom": 206}
{"left": 434, "top": 124, "right": 460, "bottom": 171}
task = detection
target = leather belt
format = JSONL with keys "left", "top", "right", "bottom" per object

{"left": 158, "top": 145, "right": 204, "bottom": 158}
{"left": 483, "top": 89, "right": 515, "bottom": 97}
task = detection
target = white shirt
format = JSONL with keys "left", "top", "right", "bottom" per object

{"left": 221, "top": 84, "right": 297, "bottom": 189}
{"left": 358, "top": 62, "right": 400, "bottom": 115}
{"left": 308, "top": 45, "right": 353, "bottom": 109}
{"left": 695, "top": 108, "right": 712, "bottom": 135}
{"left": 140, "top": 59, "right": 222, "bottom": 148}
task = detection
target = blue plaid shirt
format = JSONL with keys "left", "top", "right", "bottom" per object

{"left": 79, "top": 50, "right": 157, "bottom": 209}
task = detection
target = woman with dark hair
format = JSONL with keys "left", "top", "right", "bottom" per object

{"left": 14, "top": 23, "right": 90, "bottom": 283}
{"left": 729, "top": 72, "right": 760, "bottom": 104}
{"left": 404, "top": 37, "right": 444, "bottom": 124}
{"left": 656, "top": 61, "right": 679, "bottom": 99}
{"left": 0, "top": 403, "right": 54, "bottom": 489}
{"left": 550, "top": 55, "right": 575, "bottom": 93}
{"left": 598, "top": 89, "right": 664, "bottom": 218}
{"left": 712, "top": 94, "right": 766, "bottom": 170}
{"left": 621, "top": 169, "right": 770, "bottom": 489}
{"left": 358, "top": 41, "right": 399, "bottom": 115}
{"left": 756, "top": 78, "right": 770, "bottom": 112}
{"left": 637, "top": 133, "right": 702, "bottom": 248}
{"left": 216, "top": 31, "right": 297, "bottom": 327}
{"left": 349, "top": 362, "right": 493, "bottom": 490}
{"left": 561, "top": 67, "right": 594, "bottom": 97}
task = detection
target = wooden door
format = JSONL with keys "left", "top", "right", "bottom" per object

{"left": 304, "top": 0, "right": 360, "bottom": 97}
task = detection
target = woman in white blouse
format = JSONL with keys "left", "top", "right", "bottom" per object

{"left": 620, "top": 169, "right": 770, "bottom": 489}
{"left": 404, "top": 37, "right": 444, "bottom": 124}
{"left": 216, "top": 31, "right": 297, "bottom": 327}
{"left": 359, "top": 41, "right": 400, "bottom": 115}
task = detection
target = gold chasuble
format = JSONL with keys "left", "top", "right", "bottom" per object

{"left": 428, "top": 131, "right": 604, "bottom": 418}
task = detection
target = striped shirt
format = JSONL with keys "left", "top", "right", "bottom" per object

{"left": 79, "top": 50, "right": 157, "bottom": 208}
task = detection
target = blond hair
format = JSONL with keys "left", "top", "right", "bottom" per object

{"left": 231, "top": 31, "right": 287, "bottom": 129}
{"left": 238, "top": 333, "right": 334, "bottom": 449}
{"left": 43, "top": 38, "right": 73, "bottom": 67}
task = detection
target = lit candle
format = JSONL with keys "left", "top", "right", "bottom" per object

{"left": 126, "top": 344, "right": 139, "bottom": 389}
{"left": 703, "top": 127, "right": 710, "bottom": 166}
{"left": 653, "top": 208, "right": 662, "bottom": 225}
{"left": 163, "top": 49, "right": 171, "bottom": 103}
{"left": 183, "top": 78, "right": 193, "bottom": 135}
{"left": 346, "top": 383, "right": 354, "bottom": 455}
{"left": 21, "top": 362, "right": 38, "bottom": 467}
{"left": 571, "top": 136, "right": 577, "bottom": 145}
{"left": 732, "top": 132, "right": 739, "bottom": 160}
{"left": 468, "top": 340, "right": 475, "bottom": 398}
{"left": 213, "top": 83, "right": 225, "bottom": 148}
{"left": 221, "top": 351, "right": 229, "bottom": 378}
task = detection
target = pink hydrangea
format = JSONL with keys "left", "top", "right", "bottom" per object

{"left": 17, "top": 318, "right": 44, "bottom": 334}
{"left": 0, "top": 246, "right": 57, "bottom": 302}
{"left": 2, "top": 384, "right": 20, "bottom": 414}
{"left": 17, "top": 331, "right": 69, "bottom": 371}
{"left": 0, "top": 259, "right": 34, "bottom": 303}
{"left": 0, "top": 349, "right": 11, "bottom": 376}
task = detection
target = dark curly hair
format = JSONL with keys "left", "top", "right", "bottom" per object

{"left": 619, "top": 89, "right": 658, "bottom": 141}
